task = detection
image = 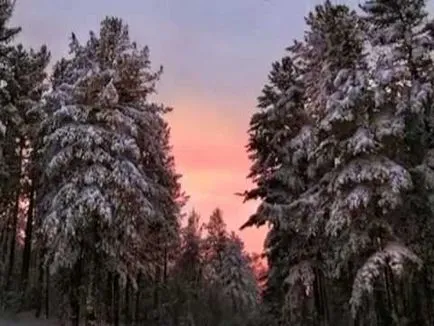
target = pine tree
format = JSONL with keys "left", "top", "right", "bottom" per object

{"left": 220, "top": 232, "right": 259, "bottom": 314}
{"left": 242, "top": 0, "right": 434, "bottom": 324}
{"left": 358, "top": 0, "right": 434, "bottom": 323}
{"left": 203, "top": 208, "right": 228, "bottom": 284}
{"left": 359, "top": 0, "right": 434, "bottom": 176}
{"left": 175, "top": 210, "right": 203, "bottom": 285}
{"left": 201, "top": 210, "right": 260, "bottom": 324}
{"left": 2, "top": 44, "right": 50, "bottom": 295}
{"left": 18, "top": 46, "right": 51, "bottom": 294}
{"left": 0, "top": 0, "right": 20, "bottom": 194}
{"left": 36, "top": 16, "right": 181, "bottom": 325}
{"left": 169, "top": 210, "right": 205, "bottom": 324}
{"left": 294, "top": 2, "right": 422, "bottom": 323}
{"left": 0, "top": 2, "right": 21, "bottom": 294}
{"left": 0, "top": 2, "right": 49, "bottom": 301}
{"left": 240, "top": 40, "right": 320, "bottom": 324}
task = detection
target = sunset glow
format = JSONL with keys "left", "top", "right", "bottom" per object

{"left": 166, "top": 95, "right": 264, "bottom": 253}
{"left": 11, "top": 0, "right": 363, "bottom": 254}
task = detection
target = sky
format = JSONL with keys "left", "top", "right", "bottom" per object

{"left": 10, "top": 0, "right": 434, "bottom": 253}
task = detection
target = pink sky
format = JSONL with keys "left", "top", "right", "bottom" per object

{"left": 165, "top": 93, "right": 265, "bottom": 254}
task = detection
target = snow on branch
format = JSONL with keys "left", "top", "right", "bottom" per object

{"left": 350, "top": 241, "right": 422, "bottom": 317}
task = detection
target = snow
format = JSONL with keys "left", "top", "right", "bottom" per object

{"left": 0, "top": 315, "right": 134, "bottom": 326}
{"left": 350, "top": 242, "right": 422, "bottom": 317}
{"left": 346, "top": 127, "right": 377, "bottom": 155}
{"left": 219, "top": 234, "right": 259, "bottom": 309}
{"left": 0, "top": 320, "right": 56, "bottom": 326}
{"left": 0, "top": 121, "right": 5, "bottom": 135}
{"left": 35, "top": 16, "right": 177, "bottom": 281}
{"left": 100, "top": 79, "right": 119, "bottom": 105}
{"left": 284, "top": 260, "right": 314, "bottom": 295}
{"left": 0, "top": 313, "right": 57, "bottom": 326}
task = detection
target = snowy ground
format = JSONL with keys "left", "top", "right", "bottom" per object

{"left": 0, "top": 312, "right": 58, "bottom": 325}
{"left": 0, "top": 320, "right": 56, "bottom": 325}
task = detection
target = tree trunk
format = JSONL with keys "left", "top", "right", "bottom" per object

{"left": 35, "top": 250, "right": 44, "bottom": 318}
{"left": 69, "top": 260, "right": 82, "bottom": 326}
{"left": 5, "top": 138, "right": 24, "bottom": 292}
{"left": 45, "top": 265, "right": 50, "bottom": 319}
{"left": 153, "top": 266, "right": 161, "bottom": 309}
{"left": 134, "top": 273, "right": 141, "bottom": 326}
{"left": 314, "top": 265, "right": 329, "bottom": 326}
{"left": 113, "top": 274, "right": 120, "bottom": 326}
{"left": 384, "top": 264, "right": 396, "bottom": 322}
{"left": 21, "top": 178, "right": 35, "bottom": 291}
{"left": 163, "top": 244, "right": 168, "bottom": 284}
{"left": 313, "top": 269, "right": 322, "bottom": 323}
{"left": 125, "top": 278, "right": 131, "bottom": 325}
{"left": 423, "top": 267, "right": 433, "bottom": 325}
{"left": 5, "top": 190, "right": 19, "bottom": 292}
{"left": 320, "top": 273, "right": 329, "bottom": 325}
{"left": 0, "top": 218, "right": 9, "bottom": 264}
{"left": 85, "top": 272, "right": 96, "bottom": 326}
{"left": 105, "top": 272, "right": 113, "bottom": 324}
{"left": 376, "top": 272, "right": 393, "bottom": 325}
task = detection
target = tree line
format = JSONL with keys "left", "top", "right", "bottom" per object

{"left": 241, "top": 0, "right": 434, "bottom": 325}
{"left": 0, "top": 1, "right": 259, "bottom": 325}
{"left": 2, "top": 0, "right": 434, "bottom": 325}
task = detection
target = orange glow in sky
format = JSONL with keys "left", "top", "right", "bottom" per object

{"left": 166, "top": 95, "right": 265, "bottom": 254}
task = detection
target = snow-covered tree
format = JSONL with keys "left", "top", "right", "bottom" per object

{"left": 290, "top": 1, "right": 434, "bottom": 323}
{"left": 175, "top": 210, "right": 203, "bottom": 286}
{"left": 203, "top": 208, "right": 228, "bottom": 282}
{"left": 240, "top": 42, "right": 319, "bottom": 323}
{"left": 309, "top": 0, "right": 411, "bottom": 267}
{"left": 201, "top": 209, "right": 260, "bottom": 323}
{"left": 144, "top": 117, "right": 186, "bottom": 289}
{"left": 248, "top": 252, "right": 267, "bottom": 293}
{"left": 350, "top": 242, "right": 422, "bottom": 316}
{"left": 360, "top": 0, "right": 434, "bottom": 168}
{"left": 358, "top": 0, "right": 434, "bottom": 322}
{"left": 36, "top": 16, "right": 182, "bottom": 324}
{"left": 242, "top": 1, "right": 434, "bottom": 324}
{"left": 219, "top": 232, "right": 259, "bottom": 313}
{"left": 241, "top": 48, "right": 312, "bottom": 230}
{"left": 1, "top": 43, "right": 50, "bottom": 293}
{"left": 0, "top": 0, "right": 21, "bottom": 197}
{"left": 10, "top": 44, "right": 52, "bottom": 294}
{"left": 294, "top": 3, "right": 420, "bottom": 322}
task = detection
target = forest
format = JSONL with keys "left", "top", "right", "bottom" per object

{"left": 0, "top": 0, "right": 434, "bottom": 325}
